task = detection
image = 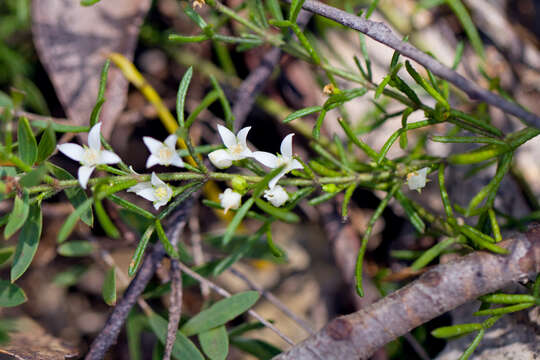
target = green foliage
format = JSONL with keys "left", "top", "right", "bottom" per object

{"left": 0, "top": 279, "right": 26, "bottom": 307}
{"left": 10, "top": 203, "right": 41, "bottom": 282}
{"left": 102, "top": 266, "right": 117, "bottom": 306}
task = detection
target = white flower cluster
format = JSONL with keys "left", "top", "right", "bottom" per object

{"left": 208, "top": 125, "right": 303, "bottom": 211}
{"left": 57, "top": 123, "right": 303, "bottom": 212}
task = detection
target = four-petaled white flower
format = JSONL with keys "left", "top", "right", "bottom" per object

{"left": 219, "top": 188, "right": 242, "bottom": 214}
{"left": 263, "top": 185, "right": 289, "bottom": 207}
{"left": 57, "top": 123, "right": 121, "bottom": 189}
{"left": 143, "top": 134, "right": 184, "bottom": 168}
{"left": 127, "top": 172, "right": 173, "bottom": 210}
{"left": 208, "top": 125, "right": 253, "bottom": 169}
{"left": 252, "top": 134, "right": 303, "bottom": 189}
{"left": 407, "top": 167, "right": 429, "bottom": 192}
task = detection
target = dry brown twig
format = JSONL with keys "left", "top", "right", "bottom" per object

{"left": 273, "top": 226, "right": 540, "bottom": 359}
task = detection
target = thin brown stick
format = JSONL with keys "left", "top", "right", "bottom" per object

{"left": 273, "top": 226, "right": 540, "bottom": 359}
{"left": 229, "top": 267, "right": 315, "bottom": 335}
{"left": 175, "top": 261, "right": 295, "bottom": 345}
{"left": 286, "top": 0, "right": 540, "bottom": 128}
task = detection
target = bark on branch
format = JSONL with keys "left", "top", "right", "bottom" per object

{"left": 287, "top": 0, "right": 540, "bottom": 128}
{"left": 273, "top": 226, "right": 540, "bottom": 359}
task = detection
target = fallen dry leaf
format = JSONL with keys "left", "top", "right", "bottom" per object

{"left": 0, "top": 317, "right": 78, "bottom": 359}
{"left": 31, "top": 0, "right": 151, "bottom": 139}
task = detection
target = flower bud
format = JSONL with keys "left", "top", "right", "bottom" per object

{"left": 263, "top": 185, "right": 288, "bottom": 207}
{"left": 219, "top": 188, "right": 242, "bottom": 213}
{"left": 407, "top": 167, "right": 429, "bottom": 192}
{"left": 209, "top": 149, "right": 233, "bottom": 169}
{"left": 231, "top": 176, "right": 248, "bottom": 193}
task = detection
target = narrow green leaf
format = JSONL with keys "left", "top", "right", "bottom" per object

{"left": 17, "top": 116, "right": 37, "bottom": 165}
{"left": 411, "top": 237, "right": 456, "bottom": 270}
{"left": 405, "top": 61, "right": 449, "bottom": 109}
{"left": 58, "top": 240, "right": 95, "bottom": 257}
{"left": 199, "top": 326, "right": 229, "bottom": 360}
{"left": 184, "top": 4, "right": 208, "bottom": 28}
{"left": 445, "top": 0, "right": 484, "bottom": 59}
{"left": 4, "top": 192, "right": 29, "bottom": 239}
{"left": 266, "top": 0, "right": 283, "bottom": 20}
{"left": 148, "top": 313, "right": 204, "bottom": 360}
{"left": 479, "top": 293, "right": 535, "bottom": 304}
{"left": 57, "top": 198, "right": 93, "bottom": 243}
{"left": 181, "top": 291, "right": 260, "bottom": 336}
{"left": 81, "top": 0, "right": 101, "bottom": 5}
{"left": 0, "top": 279, "right": 27, "bottom": 307}
{"left": 431, "top": 323, "right": 482, "bottom": 338}
{"left": 90, "top": 60, "right": 110, "bottom": 126}
{"left": 289, "top": 0, "right": 306, "bottom": 23}
{"left": 108, "top": 194, "right": 155, "bottom": 219}
{"left": 473, "top": 303, "right": 534, "bottom": 316}
{"left": 10, "top": 204, "right": 42, "bottom": 282}
{"left": 395, "top": 190, "right": 425, "bottom": 233}
{"left": 102, "top": 266, "right": 117, "bottom": 306}
{"left": 283, "top": 106, "right": 322, "bottom": 123}
{"left": 127, "top": 312, "right": 147, "bottom": 360}
{"left": 155, "top": 219, "right": 179, "bottom": 259}
{"left": 177, "top": 67, "right": 193, "bottom": 127}
{"left": 36, "top": 124, "right": 56, "bottom": 162}
{"left": 48, "top": 163, "right": 93, "bottom": 226}
{"left": 94, "top": 199, "right": 119, "bottom": 239}
{"left": 128, "top": 224, "right": 155, "bottom": 276}
{"left": 254, "top": 198, "right": 299, "bottom": 223}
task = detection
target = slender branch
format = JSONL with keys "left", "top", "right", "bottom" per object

{"left": 273, "top": 226, "right": 540, "bottom": 359}
{"left": 175, "top": 261, "right": 295, "bottom": 345}
{"left": 286, "top": 0, "right": 540, "bottom": 128}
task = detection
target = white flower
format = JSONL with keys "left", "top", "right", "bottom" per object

{"left": 143, "top": 134, "right": 184, "bottom": 168}
{"left": 57, "top": 123, "right": 121, "bottom": 189}
{"left": 407, "top": 167, "right": 429, "bottom": 192}
{"left": 263, "top": 185, "right": 288, "bottom": 207}
{"left": 127, "top": 172, "right": 173, "bottom": 210}
{"left": 252, "top": 134, "right": 303, "bottom": 189}
{"left": 219, "top": 188, "right": 242, "bottom": 214}
{"left": 208, "top": 125, "right": 253, "bottom": 169}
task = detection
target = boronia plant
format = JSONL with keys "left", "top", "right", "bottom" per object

{"left": 1, "top": 0, "right": 539, "bottom": 359}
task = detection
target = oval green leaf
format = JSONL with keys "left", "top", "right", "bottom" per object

{"left": 11, "top": 204, "right": 42, "bottom": 282}
{"left": 18, "top": 116, "right": 37, "bottom": 165}
{"left": 36, "top": 124, "right": 56, "bottom": 163}
{"left": 199, "top": 326, "right": 229, "bottom": 360}
{"left": 148, "top": 313, "right": 204, "bottom": 360}
{"left": 4, "top": 192, "right": 29, "bottom": 239}
{"left": 181, "top": 291, "right": 260, "bottom": 336}
{"left": 0, "top": 279, "right": 27, "bottom": 307}
{"left": 57, "top": 198, "right": 93, "bottom": 243}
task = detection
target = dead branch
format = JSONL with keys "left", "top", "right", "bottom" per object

{"left": 285, "top": 0, "right": 540, "bottom": 128}
{"left": 273, "top": 226, "right": 540, "bottom": 359}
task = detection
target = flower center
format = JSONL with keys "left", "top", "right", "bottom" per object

{"left": 158, "top": 146, "right": 173, "bottom": 164}
{"left": 230, "top": 143, "right": 244, "bottom": 155}
{"left": 154, "top": 186, "right": 169, "bottom": 201}
{"left": 276, "top": 156, "right": 288, "bottom": 167}
{"left": 82, "top": 147, "right": 100, "bottom": 166}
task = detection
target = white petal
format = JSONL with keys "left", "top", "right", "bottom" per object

{"left": 268, "top": 168, "right": 288, "bottom": 189}
{"left": 78, "top": 166, "right": 94, "bottom": 189}
{"left": 151, "top": 172, "right": 166, "bottom": 187}
{"left": 252, "top": 151, "right": 278, "bottom": 168}
{"left": 208, "top": 149, "right": 233, "bottom": 169}
{"left": 127, "top": 182, "right": 152, "bottom": 193}
{"left": 57, "top": 143, "right": 84, "bottom": 162}
{"left": 134, "top": 187, "right": 158, "bottom": 202}
{"left": 236, "top": 127, "right": 251, "bottom": 147}
{"left": 280, "top": 134, "right": 294, "bottom": 158}
{"left": 146, "top": 154, "right": 161, "bottom": 168}
{"left": 288, "top": 158, "right": 304, "bottom": 171}
{"left": 219, "top": 188, "right": 241, "bottom": 213}
{"left": 99, "top": 150, "right": 121, "bottom": 164}
{"left": 153, "top": 200, "right": 166, "bottom": 210}
{"left": 143, "top": 137, "right": 163, "bottom": 154}
{"left": 170, "top": 154, "right": 185, "bottom": 168}
{"left": 88, "top": 123, "right": 102, "bottom": 150}
{"left": 164, "top": 134, "right": 178, "bottom": 149}
{"left": 217, "top": 124, "right": 237, "bottom": 149}
{"left": 263, "top": 185, "right": 288, "bottom": 207}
